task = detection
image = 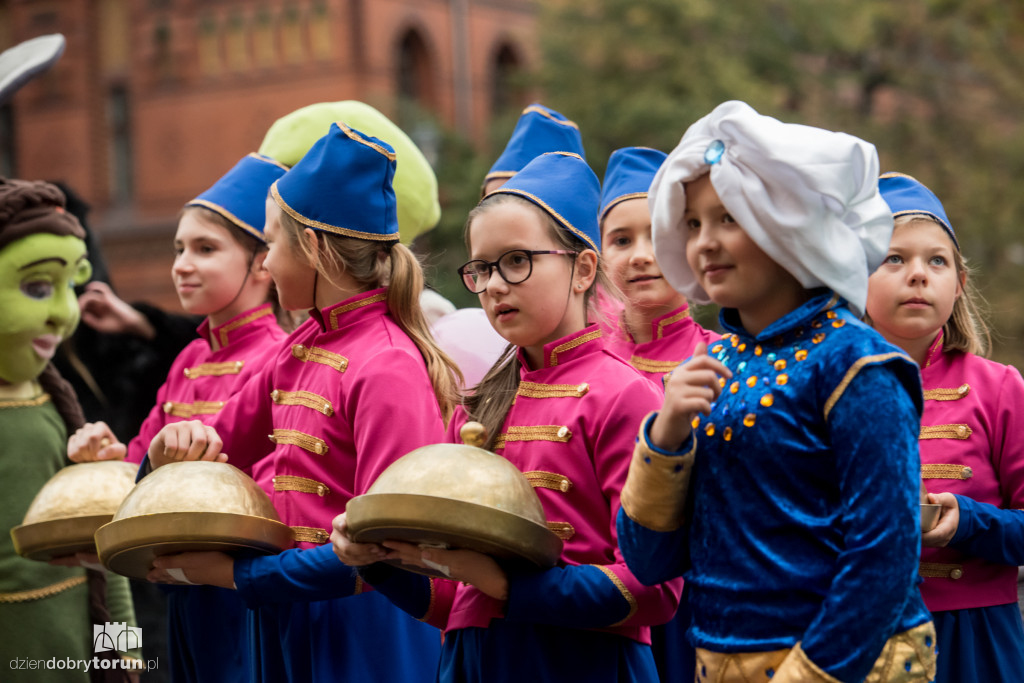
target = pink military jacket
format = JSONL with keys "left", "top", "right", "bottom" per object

{"left": 918, "top": 332, "right": 1024, "bottom": 612}
{"left": 604, "top": 304, "right": 719, "bottom": 382}
{"left": 126, "top": 304, "right": 285, "bottom": 465}
{"left": 200, "top": 289, "right": 446, "bottom": 548}
{"left": 429, "top": 326, "right": 682, "bottom": 643}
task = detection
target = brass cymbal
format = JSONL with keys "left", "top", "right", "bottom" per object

{"left": 11, "top": 460, "right": 138, "bottom": 561}
{"left": 94, "top": 460, "right": 291, "bottom": 579}
{"left": 346, "top": 435, "right": 562, "bottom": 577}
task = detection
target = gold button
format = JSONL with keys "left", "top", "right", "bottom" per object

{"left": 963, "top": 467, "right": 973, "bottom": 478}
{"left": 235, "top": 361, "right": 243, "bottom": 370}
{"left": 163, "top": 402, "right": 173, "bottom": 413}
{"left": 723, "top": 427, "right": 733, "bottom": 442}
{"left": 556, "top": 426, "right": 570, "bottom": 439}
{"left": 577, "top": 383, "right": 589, "bottom": 394}
{"left": 958, "top": 384, "right": 969, "bottom": 395}
{"left": 559, "top": 479, "right": 570, "bottom": 493}
{"left": 956, "top": 425, "right": 968, "bottom": 438}
{"left": 774, "top": 359, "right": 787, "bottom": 371}
{"left": 315, "top": 443, "right": 326, "bottom": 454}
{"left": 950, "top": 568, "right": 963, "bottom": 580}
{"left": 317, "top": 485, "right": 327, "bottom": 496}
{"left": 743, "top": 413, "right": 756, "bottom": 428}
{"left": 292, "top": 345, "right": 306, "bottom": 359}
{"left": 271, "top": 390, "right": 280, "bottom": 401}
{"left": 267, "top": 434, "right": 277, "bottom": 443}
{"left": 183, "top": 368, "right": 192, "bottom": 378}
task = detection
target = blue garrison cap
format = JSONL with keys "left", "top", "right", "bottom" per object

{"left": 599, "top": 147, "right": 667, "bottom": 225}
{"left": 489, "top": 151, "right": 601, "bottom": 253}
{"left": 484, "top": 104, "right": 585, "bottom": 188}
{"left": 186, "top": 153, "right": 289, "bottom": 241}
{"left": 271, "top": 122, "right": 399, "bottom": 241}
{"left": 878, "top": 172, "right": 958, "bottom": 250}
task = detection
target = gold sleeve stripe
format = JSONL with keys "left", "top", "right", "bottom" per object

{"left": 273, "top": 475, "right": 330, "bottom": 496}
{"left": 184, "top": 361, "right": 244, "bottom": 378}
{"left": 923, "top": 384, "right": 970, "bottom": 401}
{"left": 516, "top": 381, "right": 590, "bottom": 399}
{"left": 655, "top": 309, "right": 691, "bottom": 340}
{"left": 920, "top": 424, "right": 972, "bottom": 440}
{"left": 524, "top": 471, "right": 572, "bottom": 493}
{"left": 291, "top": 526, "right": 329, "bottom": 544}
{"left": 268, "top": 429, "right": 328, "bottom": 455}
{"left": 549, "top": 329, "right": 602, "bottom": 366}
{"left": 215, "top": 307, "right": 273, "bottom": 347}
{"left": 0, "top": 393, "right": 51, "bottom": 409}
{"left": 921, "top": 464, "right": 973, "bottom": 480}
{"left": 291, "top": 344, "right": 348, "bottom": 372}
{"left": 271, "top": 389, "right": 334, "bottom": 416}
{"left": 162, "top": 400, "right": 225, "bottom": 418}
{"left": 823, "top": 352, "right": 909, "bottom": 420}
{"left": 546, "top": 522, "right": 576, "bottom": 540}
{"left": 328, "top": 292, "right": 387, "bottom": 329}
{"left": 494, "top": 425, "right": 572, "bottom": 449}
{"left": 0, "top": 575, "right": 87, "bottom": 603}
{"left": 592, "top": 565, "right": 638, "bottom": 627}
{"left": 630, "top": 356, "right": 682, "bottom": 374}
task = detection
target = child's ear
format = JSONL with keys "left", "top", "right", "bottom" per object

{"left": 955, "top": 267, "right": 966, "bottom": 300}
{"left": 575, "top": 249, "right": 599, "bottom": 292}
{"left": 301, "top": 227, "right": 320, "bottom": 267}
{"left": 251, "top": 251, "right": 272, "bottom": 282}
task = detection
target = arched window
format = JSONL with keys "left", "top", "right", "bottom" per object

{"left": 491, "top": 42, "right": 523, "bottom": 116}
{"left": 396, "top": 29, "right": 437, "bottom": 113}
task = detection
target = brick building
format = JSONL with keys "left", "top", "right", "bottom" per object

{"left": 0, "top": 0, "right": 537, "bottom": 307}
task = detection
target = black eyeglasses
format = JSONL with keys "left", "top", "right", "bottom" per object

{"left": 457, "top": 249, "right": 578, "bottom": 293}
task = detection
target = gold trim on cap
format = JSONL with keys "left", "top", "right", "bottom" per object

{"left": 185, "top": 199, "right": 262, "bottom": 241}
{"left": 600, "top": 191, "right": 648, "bottom": 223}
{"left": 271, "top": 183, "right": 399, "bottom": 242}
{"left": 492, "top": 186, "right": 598, "bottom": 253}
{"left": 521, "top": 105, "right": 580, "bottom": 129}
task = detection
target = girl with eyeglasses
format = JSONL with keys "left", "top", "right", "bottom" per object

{"left": 333, "top": 151, "right": 681, "bottom": 682}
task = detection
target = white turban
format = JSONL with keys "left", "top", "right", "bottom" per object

{"left": 649, "top": 100, "right": 893, "bottom": 316}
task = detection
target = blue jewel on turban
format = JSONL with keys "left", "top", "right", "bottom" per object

{"left": 704, "top": 139, "right": 726, "bottom": 165}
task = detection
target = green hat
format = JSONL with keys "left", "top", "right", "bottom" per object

{"left": 259, "top": 101, "right": 440, "bottom": 245}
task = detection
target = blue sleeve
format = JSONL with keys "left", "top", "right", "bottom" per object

{"left": 504, "top": 565, "right": 631, "bottom": 628}
{"left": 949, "top": 495, "right": 1024, "bottom": 566}
{"left": 800, "top": 363, "right": 923, "bottom": 682}
{"left": 616, "top": 507, "right": 691, "bottom": 586}
{"left": 233, "top": 544, "right": 361, "bottom": 608}
{"left": 355, "top": 562, "right": 440, "bottom": 625}
{"left": 617, "top": 413, "right": 694, "bottom": 586}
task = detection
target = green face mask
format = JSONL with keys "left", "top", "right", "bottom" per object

{"left": 0, "top": 233, "right": 92, "bottom": 385}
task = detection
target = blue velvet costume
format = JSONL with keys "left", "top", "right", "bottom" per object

{"left": 235, "top": 543, "right": 441, "bottom": 682}
{"left": 618, "top": 292, "right": 936, "bottom": 682}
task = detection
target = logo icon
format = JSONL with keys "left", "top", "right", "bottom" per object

{"left": 93, "top": 622, "right": 142, "bottom": 653}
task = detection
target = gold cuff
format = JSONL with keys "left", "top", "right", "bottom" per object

{"left": 619, "top": 413, "right": 694, "bottom": 532}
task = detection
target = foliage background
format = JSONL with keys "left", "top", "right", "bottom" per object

{"left": 414, "top": 0, "right": 1024, "bottom": 369}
